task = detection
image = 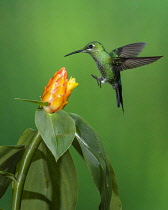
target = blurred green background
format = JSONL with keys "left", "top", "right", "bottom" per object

{"left": 1, "top": 0, "right": 167, "bottom": 209}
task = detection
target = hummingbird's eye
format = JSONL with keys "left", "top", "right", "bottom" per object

{"left": 88, "top": 44, "right": 93, "bottom": 49}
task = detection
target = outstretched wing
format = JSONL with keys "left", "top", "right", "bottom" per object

{"left": 110, "top": 42, "right": 147, "bottom": 58}
{"left": 113, "top": 56, "right": 163, "bottom": 71}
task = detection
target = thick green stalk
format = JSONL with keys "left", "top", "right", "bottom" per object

{"left": 12, "top": 130, "right": 42, "bottom": 210}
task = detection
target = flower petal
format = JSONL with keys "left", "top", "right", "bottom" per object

{"left": 66, "top": 77, "right": 78, "bottom": 92}
{"left": 41, "top": 68, "right": 78, "bottom": 113}
{"left": 50, "top": 96, "right": 64, "bottom": 112}
{"left": 54, "top": 85, "right": 66, "bottom": 96}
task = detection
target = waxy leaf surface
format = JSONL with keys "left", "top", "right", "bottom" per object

{"left": 109, "top": 165, "right": 122, "bottom": 210}
{"left": 0, "top": 171, "right": 16, "bottom": 182}
{"left": 35, "top": 109, "right": 75, "bottom": 161}
{"left": 0, "top": 144, "right": 25, "bottom": 198}
{"left": 19, "top": 141, "right": 77, "bottom": 210}
{"left": 15, "top": 98, "right": 49, "bottom": 106}
{"left": 69, "top": 113, "right": 122, "bottom": 210}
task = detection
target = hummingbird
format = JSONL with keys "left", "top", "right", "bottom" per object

{"left": 64, "top": 41, "right": 162, "bottom": 112}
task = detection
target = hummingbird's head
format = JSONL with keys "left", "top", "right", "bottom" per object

{"left": 64, "top": 41, "right": 105, "bottom": 57}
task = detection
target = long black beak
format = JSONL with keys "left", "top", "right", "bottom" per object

{"left": 64, "top": 49, "right": 83, "bottom": 57}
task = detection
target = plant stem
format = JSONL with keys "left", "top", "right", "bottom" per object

{"left": 12, "top": 130, "right": 42, "bottom": 210}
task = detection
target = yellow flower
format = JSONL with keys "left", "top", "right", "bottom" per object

{"left": 41, "top": 67, "right": 78, "bottom": 113}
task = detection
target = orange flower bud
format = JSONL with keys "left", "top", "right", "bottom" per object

{"left": 41, "top": 67, "right": 78, "bottom": 113}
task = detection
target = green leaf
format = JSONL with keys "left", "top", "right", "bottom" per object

{"left": 15, "top": 98, "right": 49, "bottom": 106}
{"left": 109, "top": 164, "right": 122, "bottom": 210}
{"left": 0, "top": 144, "right": 25, "bottom": 198}
{"left": 19, "top": 141, "right": 78, "bottom": 210}
{"left": 0, "top": 171, "right": 16, "bottom": 182}
{"left": 35, "top": 109, "right": 76, "bottom": 161}
{"left": 12, "top": 130, "right": 42, "bottom": 210}
{"left": 17, "top": 128, "right": 36, "bottom": 145}
{"left": 0, "top": 145, "right": 25, "bottom": 166}
{"left": 69, "top": 113, "right": 122, "bottom": 210}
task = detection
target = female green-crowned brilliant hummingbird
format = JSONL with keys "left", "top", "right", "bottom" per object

{"left": 64, "top": 41, "right": 163, "bottom": 112}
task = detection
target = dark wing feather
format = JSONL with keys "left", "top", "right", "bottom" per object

{"left": 115, "top": 56, "right": 163, "bottom": 71}
{"left": 110, "top": 42, "right": 147, "bottom": 58}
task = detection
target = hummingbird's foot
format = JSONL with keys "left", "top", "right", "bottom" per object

{"left": 91, "top": 74, "right": 102, "bottom": 87}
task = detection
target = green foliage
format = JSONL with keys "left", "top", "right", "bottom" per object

{"left": 0, "top": 145, "right": 25, "bottom": 198}
{"left": 12, "top": 129, "right": 42, "bottom": 210}
{"left": 15, "top": 127, "right": 78, "bottom": 209}
{"left": 1, "top": 1, "right": 167, "bottom": 209}
{"left": 19, "top": 143, "right": 78, "bottom": 210}
{"left": 15, "top": 98, "right": 49, "bottom": 107}
{"left": 17, "top": 128, "right": 37, "bottom": 145}
{"left": 35, "top": 109, "right": 76, "bottom": 161}
{"left": 70, "top": 113, "right": 122, "bottom": 210}
{"left": 0, "top": 109, "right": 121, "bottom": 210}
{"left": 0, "top": 171, "right": 16, "bottom": 182}
{"left": 109, "top": 165, "right": 122, "bottom": 210}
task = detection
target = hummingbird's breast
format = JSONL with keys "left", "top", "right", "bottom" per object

{"left": 92, "top": 52, "right": 114, "bottom": 83}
